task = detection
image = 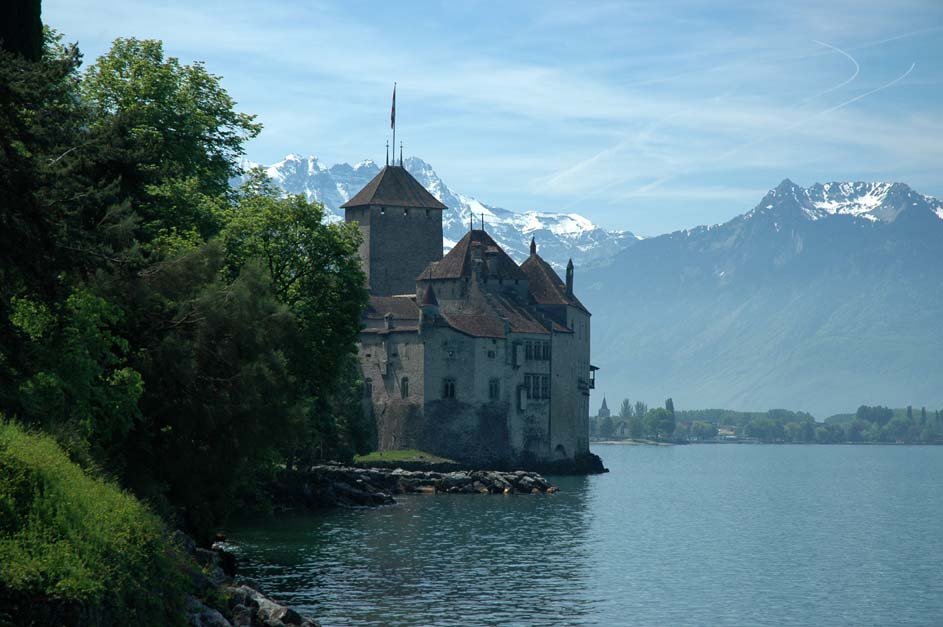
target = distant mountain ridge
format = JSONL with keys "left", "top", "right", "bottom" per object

{"left": 246, "top": 155, "right": 942, "bottom": 415}
{"left": 583, "top": 178, "right": 943, "bottom": 416}
{"left": 246, "top": 154, "right": 637, "bottom": 270}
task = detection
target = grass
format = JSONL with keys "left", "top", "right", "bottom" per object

{"left": 0, "top": 419, "right": 187, "bottom": 626}
{"left": 354, "top": 448, "right": 456, "bottom": 465}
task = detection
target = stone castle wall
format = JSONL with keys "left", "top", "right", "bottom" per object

{"left": 346, "top": 204, "right": 443, "bottom": 296}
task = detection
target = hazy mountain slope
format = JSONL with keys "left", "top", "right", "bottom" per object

{"left": 583, "top": 180, "right": 943, "bottom": 417}
{"left": 248, "top": 154, "right": 637, "bottom": 270}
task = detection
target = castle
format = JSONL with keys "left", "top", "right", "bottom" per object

{"left": 345, "top": 163, "right": 596, "bottom": 466}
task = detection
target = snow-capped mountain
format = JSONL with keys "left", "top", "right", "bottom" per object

{"left": 583, "top": 179, "right": 943, "bottom": 417}
{"left": 243, "top": 154, "right": 637, "bottom": 270}
{"left": 748, "top": 179, "right": 943, "bottom": 224}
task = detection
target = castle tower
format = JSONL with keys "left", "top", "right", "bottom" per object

{"left": 341, "top": 165, "right": 447, "bottom": 295}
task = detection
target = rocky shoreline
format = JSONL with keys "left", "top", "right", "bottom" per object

{"left": 183, "top": 465, "right": 559, "bottom": 626}
{"left": 269, "top": 464, "right": 559, "bottom": 509}
{"left": 177, "top": 531, "right": 321, "bottom": 627}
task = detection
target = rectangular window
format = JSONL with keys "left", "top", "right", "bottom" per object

{"left": 487, "top": 350, "right": 496, "bottom": 359}
{"left": 489, "top": 378, "right": 500, "bottom": 400}
{"left": 541, "top": 375, "right": 550, "bottom": 399}
{"left": 525, "top": 341, "right": 533, "bottom": 360}
{"left": 442, "top": 377, "right": 456, "bottom": 399}
{"left": 542, "top": 342, "right": 551, "bottom": 361}
{"left": 523, "top": 374, "right": 532, "bottom": 399}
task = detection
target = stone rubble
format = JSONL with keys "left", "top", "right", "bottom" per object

{"left": 290, "top": 464, "right": 559, "bottom": 507}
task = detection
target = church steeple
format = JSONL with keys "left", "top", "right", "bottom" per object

{"left": 529, "top": 236, "right": 537, "bottom": 256}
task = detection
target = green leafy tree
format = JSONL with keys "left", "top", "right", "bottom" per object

{"left": 81, "top": 38, "right": 260, "bottom": 241}
{"left": 691, "top": 421, "right": 718, "bottom": 440}
{"left": 644, "top": 407, "right": 674, "bottom": 440}
{"left": 634, "top": 401, "right": 648, "bottom": 423}
{"left": 600, "top": 415, "right": 615, "bottom": 438}
{"left": 220, "top": 172, "right": 368, "bottom": 465}
{"left": 619, "top": 398, "right": 632, "bottom": 420}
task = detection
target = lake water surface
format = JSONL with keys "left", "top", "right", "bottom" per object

{"left": 229, "top": 444, "right": 943, "bottom": 626}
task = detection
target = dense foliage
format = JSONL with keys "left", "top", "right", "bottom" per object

{"left": 0, "top": 30, "right": 369, "bottom": 541}
{"left": 0, "top": 419, "right": 187, "bottom": 626}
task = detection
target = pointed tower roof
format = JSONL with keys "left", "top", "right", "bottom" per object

{"left": 601, "top": 397, "right": 609, "bottom": 411}
{"left": 520, "top": 247, "right": 589, "bottom": 314}
{"left": 418, "top": 230, "right": 526, "bottom": 281}
{"left": 341, "top": 165, "right": 447, "bottom": 210}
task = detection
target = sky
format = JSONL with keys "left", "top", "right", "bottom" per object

{"left": 44, "top": 0, "right": 943, "bottom": 235}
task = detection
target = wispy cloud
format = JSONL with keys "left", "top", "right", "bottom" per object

{"left": 44, "top": 0, "right": 943, "bottom": 234}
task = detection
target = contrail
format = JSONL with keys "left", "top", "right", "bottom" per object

{"left": 630, "top": 61, "right": 917, "bottom": 196}
{"left": 801, "top": 40, "right": 859, "bottom": 103}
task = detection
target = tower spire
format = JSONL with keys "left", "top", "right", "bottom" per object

{"left": 390, "top": 82, "right": 396, "bottom": 167}
{"left": 385, "top": 140, "right": 389, "bottom": 166}
{"left": 400, "top": 141, "right": 403, "bottom": 166}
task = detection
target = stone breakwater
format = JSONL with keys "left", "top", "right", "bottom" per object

{"left": 271, "top": 464, "right": 559, "bottom": 509}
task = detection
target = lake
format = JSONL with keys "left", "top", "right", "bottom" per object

{"left": 229, "top": 444, "right": 943, "bottom": 626}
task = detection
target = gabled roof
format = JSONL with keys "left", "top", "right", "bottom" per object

{"left": 418, "top": 230, "right": 527, "bottom": 281}
{"left": 364, "top": 295, "right": 420, "bottom": 321}
{"left": 520, "top": 251, "right": 590, "bottom": 315}
{"left": 439, "top": 289, "right": 550, "bottom": 339}
{"left": 340, "top": 165, "right": 447, "bottom": 210}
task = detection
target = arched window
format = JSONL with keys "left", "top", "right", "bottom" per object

{"left": 363, "top": 378, "right": 373, "bottom": 399}
{"left": 442, "top": 377, "right": 456, "bottom": 399}
{"left": 400, "top": 377, "right": 409, "bottom": 399}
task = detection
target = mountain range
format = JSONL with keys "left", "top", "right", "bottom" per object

{"left": 251, "top": 155, "right": 942, "bottom": 417}
{"left": 583, "top": 179, "right": 943, "bottom": 417}
{"left": 250, "top": 154, "right": 637, "bottom": 270}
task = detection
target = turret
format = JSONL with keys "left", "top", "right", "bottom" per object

{"left": 565, "top": 258, "right": 574, "bottom": 297}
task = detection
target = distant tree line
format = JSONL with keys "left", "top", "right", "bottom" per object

{"left": 591, "top": 402, "right": 943, "bottom": 445}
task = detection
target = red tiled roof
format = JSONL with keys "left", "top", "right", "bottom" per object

{"left": 520, "top": 252, "right": 590, "bottom": 315}
{"left": 419, "top": 230, "right": 526, "bottom": 281}
{"left": 340, "top": 165, "right": 447, "bottom": 210}
{"left": 436, "top": 282, "right": 550, "bottom": 339}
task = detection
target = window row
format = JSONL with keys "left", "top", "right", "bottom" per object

{"left": 525, "top": 340, "right": 551, "bottom": 361}
{"left": 523, "top": 373, "right": 550, "bottom": 400}
{"left": 378, "top": 207, "right": 433, "bottom": 217}
{"left": 363, "top": 377, "right": 410, "bottom": 399}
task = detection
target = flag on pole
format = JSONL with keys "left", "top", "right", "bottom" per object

{"left": 391, "top": 83, "right": 396, "bottom": 129}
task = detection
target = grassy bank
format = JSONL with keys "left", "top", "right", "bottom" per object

{"left": 0, "top": 420, "right": 187, "bottom": 627}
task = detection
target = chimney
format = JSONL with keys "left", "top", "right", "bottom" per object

{"left": 565, "top": 259, "right": 574, "bottom": 297}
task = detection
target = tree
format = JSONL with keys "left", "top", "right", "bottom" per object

{"left": 635, "top": 401, "right": 648, "bottom": 422}
{"left": 665, "top": 397, "right": 675, "bottom": 419}
{"left": 81, "top": 38, "right": 261, "bottom": 241}
{"left": 644, "top": 407, "right": 674, "bottom": 441}
{"left": 692, "top": 421, "right": 718, "bottom": 441}
{"left": 600, "top": 415, "right": 615, "bottom": 438}
{"left": 628, "top": 414, "right": 644, "bottom": 439}
{"left": 619, "top": 398, "right": 633, "bottom": 420}
{"left": 221, "top": 172, "right": 368, "bottom": 465}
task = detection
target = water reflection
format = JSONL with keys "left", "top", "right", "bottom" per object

{"left": 231, "top": 446, "right": 943, "bottom": 627}
{"left": 231, "top": 475, "right": 594, "bottom": 627}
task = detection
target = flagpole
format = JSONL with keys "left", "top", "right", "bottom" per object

{"left": 391, "top": 82, "right": 396, "bottom": 168}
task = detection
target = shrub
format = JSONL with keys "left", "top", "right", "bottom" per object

{"left": 0, "top": 419, "right": 187, "bottom": 626}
